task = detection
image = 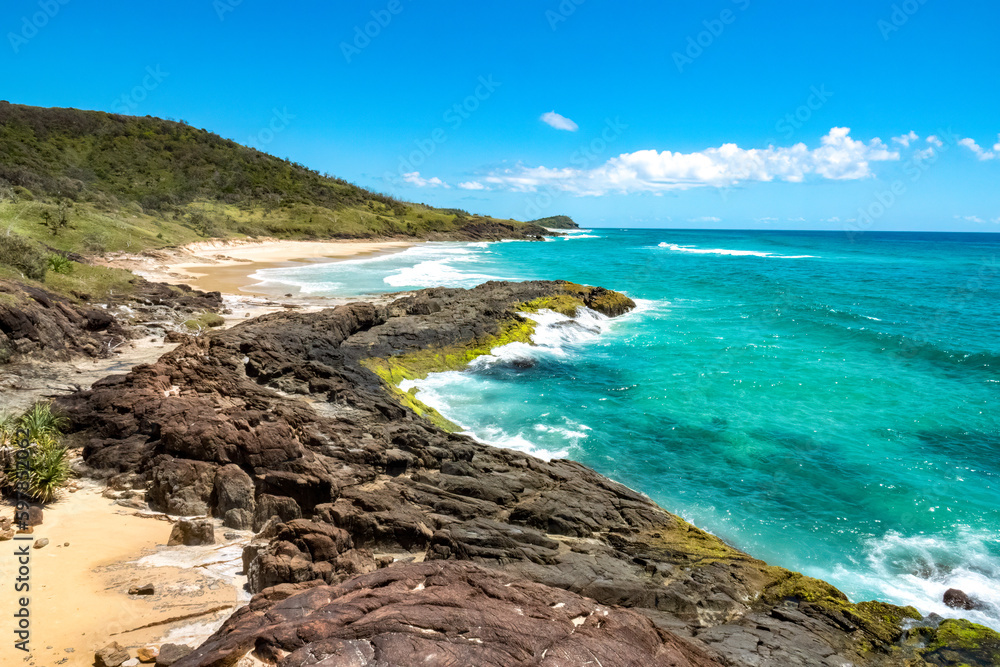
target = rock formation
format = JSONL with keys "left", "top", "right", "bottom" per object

{"left": 59, "top": 280, "right": 999, "bottom": 666}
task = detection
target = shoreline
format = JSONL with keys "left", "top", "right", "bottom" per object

{"left": 101, "top": 237, "right": 415, "bottom": 297}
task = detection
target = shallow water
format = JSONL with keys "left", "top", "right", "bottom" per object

{"left": 255, "top": 228, "right": 1000, "bottom": 628}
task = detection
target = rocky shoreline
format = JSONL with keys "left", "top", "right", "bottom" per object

{"left": 22, "top": 279, "right": 1000, "bottom": 666}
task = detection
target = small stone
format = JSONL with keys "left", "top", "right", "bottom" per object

{"left": 95, "top": 641, "right": 131, "bottom": 667}
{"left": 128, "top": 583, "right": 155, "bottom": 596}
{"left": 64, "top": 542, "right": 69, "bottom": 546}
{"left": 136, "top": 645, "right": 159, "bottom": 662}
{"left": 155, "top": 643, "right": 193, "bottom": 666}
{"left": 26, "top": 505, "right": 43, "bottom": 526}
{"left": 123, "top": 660, "right": 140, "bottom": 667}
{"left": 33, "top": 538, "right": 49, "bottom": 549}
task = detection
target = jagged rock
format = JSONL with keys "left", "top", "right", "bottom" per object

{"left": 94, "top": 641, "right": 130, "bottom": 667}
{"left": 154, "top": 643, "right": 193, "bottom": 666}
{"left": 128, "top": 583, "right": 155, "bottom": 595}
{"left": 222, "top": 508, "right": 252, "bottom": 530}
{"left": 944, "top": 587, "right": 987, "bottom": 611}
{"left": 148, "top": 457, "right": 216, "bottom": 516}
{"left": 167, "top": 519, "right": 214, "bottom": 546}
{"left": 57, "top": 282, "right": 990, "bottom": 667}
{"left": 185, "top": 561, "right": 723, "bottom": 667}
{"left": 212, "top": 464, "right": 256, "bottom": 519}
{"left": 252, "top": 493, "right": 302, "bottom": 531}
{"left": 32, "top": 537, "right": 48, "bottom": 549}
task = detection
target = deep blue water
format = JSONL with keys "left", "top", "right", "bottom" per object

{"left": 254, "top": 229, "right": 1000, "bottom": 627}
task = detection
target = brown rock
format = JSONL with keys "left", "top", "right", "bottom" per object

{"left": 94, "top": 641, "right": 130, "bottom": 667}
{"left": 154, "top": 643, "right": 193, "bottom": 666}
{"left": 128, "top": 583, "right": 155, "bottom": 596}
{"left": 32, "top": 538, "right": 48, "bottom": 549}
{"left": 185, "top": 561, "right": 721, "bottom": 667}
{"left": 136, "top": 646, "right": 158, "bottom": 662}
{"left": 167, "top": 519, "right": 214, "bottom": 546}
{"left": 944, "top": 587, "right": 987, "bottom": 611}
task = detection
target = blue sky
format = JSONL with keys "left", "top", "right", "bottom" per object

{"left": 2, "top": 0, "right": 999, "bottom": 231}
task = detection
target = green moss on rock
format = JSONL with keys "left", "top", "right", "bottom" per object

{"left": 918, "top": 618, "right": 1000, "bottom": 666}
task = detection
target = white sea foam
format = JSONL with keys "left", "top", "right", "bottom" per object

{"left": 400, "top": 306, "right": 621, "bottom": 461}
{"left": 658, "top": 242, "right": 815, "bottom": 259}
{"left": 826, "top": 529, "right": 1000, "bottom": 630}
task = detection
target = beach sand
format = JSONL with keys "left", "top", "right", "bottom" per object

{"left": 103, "top": 237, "right": 414, "bottom": 296}
{"left": 0, "top": 482, "right": 249, "bottom": 666}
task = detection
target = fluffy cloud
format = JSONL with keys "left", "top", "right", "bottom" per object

{"left": 482, "top": 128, "right": 899, "bottom": 195}
{"left": 688, "top": 216, "right": 721, "bottom": 222}
{"left": 958, "top": 136, "right": 998, "bottom": 161}
{"left": 402, "top": 172, "right": 449, "bottom": 188}
{"left": 954, "top": 215, "right": 985, "bottom": 223}
{"left": 892, "top": 131, "right": 919, "bottom": 147}
{"left": 458, "top": 181, "right": 487, "bottom": 190}
{"left": 540, "top": 111, "right": 579, "bottom": 132}
{"left": 926, "top": 135, "right": 944, "bottom": 147}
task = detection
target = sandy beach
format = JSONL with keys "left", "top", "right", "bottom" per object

{"left": 0, "top": 482, "right": 249, "bottom": 666}
{"left": 103, "top": 238, "right": 414, "bottom": 296}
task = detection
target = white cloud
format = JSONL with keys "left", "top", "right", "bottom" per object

{"left": 958, "top": 137, "right": 997, "bottom": 161}
{"left": 892, "top": 131, "right": 919, "bottom": 147}
{"left": 926, "top": 135, "right": 944, "bottom": 147}
{"left": 824, "top": 216, "right": 841, "bottom": 222}
{"left": 755, "top": 216, "right": 779, "bottom": 223}
{"left": 688, "top": 216, "right": 721, "bottom": 223}
{"left": 482, "top": 128, "right": 899, "bottom": 195}
{"left": 913, "top": 147, "right": 936, "bottom": 162}
{"left": 787, "top": 217, "right": 806, "bottom": 222}
{"left": 458, "top": 181, "right": 487, "bottom": 190}
{"left": 540, "top": 111, "right": 579, "bottom": 132}
{"left": 402, "top": 172, "right": 449, "bottom": 188}
{"left": 954, "top": 215, "right": 985, "bottom": 223}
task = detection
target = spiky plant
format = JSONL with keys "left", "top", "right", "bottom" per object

{"left": 28, "top": 434, "right": 72, "bottom": 503}
{"left": 17, "top": 402, "right": 68, "bottom": 442}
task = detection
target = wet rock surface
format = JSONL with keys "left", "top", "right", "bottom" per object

{"left": 58, "top": 280, "right": 994, "bottom": 667}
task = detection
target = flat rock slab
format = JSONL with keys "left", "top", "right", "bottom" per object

{"left": 184, "top": 561, "right": 723, "bottom": 667}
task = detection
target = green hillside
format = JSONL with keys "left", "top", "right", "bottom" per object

{"left": 0, "top": 102, "right": 546, "bottom": 298}
{"left": 0, "top": 102, "right": 544, "bottom": 253}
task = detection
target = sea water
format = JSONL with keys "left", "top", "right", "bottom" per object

{"left": 253, "top": 228, "right": 1000, "bottom": 628}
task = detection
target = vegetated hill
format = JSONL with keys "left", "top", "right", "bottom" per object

{"left": 0, "top": 102, "right": 546, "bottom": 258}
{"left": 528, "top": 215, "right": 579, "bottom": 229}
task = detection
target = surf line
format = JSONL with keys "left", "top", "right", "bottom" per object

{"left": 11, "top": 427, "right": 36, "bottom": 653}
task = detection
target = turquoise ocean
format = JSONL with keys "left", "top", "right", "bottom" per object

{"left": 252, "top": 229, "right": 1000, "bottom": 628}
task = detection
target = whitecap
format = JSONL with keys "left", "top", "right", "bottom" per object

{"left": 826, "top": 529, "right": 1000, "bottom": 630}
{"left": 657, "top": 242, "right": 816, "bottom": 259}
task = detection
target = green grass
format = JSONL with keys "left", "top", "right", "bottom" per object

{"left": 0, "top": 102, "right": 546, "bottom": 261}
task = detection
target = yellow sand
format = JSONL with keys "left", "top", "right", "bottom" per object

{"left": 0, "top": 484, "right": 245, "bottom": 666}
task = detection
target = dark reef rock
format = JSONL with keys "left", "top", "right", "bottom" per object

{"left": 58, "top": 280, "right": 994, "bottom": 667}
{"left": 185, "top": 561, "right": 723, "bottom": 667}
{"left": 0, "top": 275, "right": 222, "bottom": 365}
{"left": 0, "top": 279, "right": 125, "bottom": 362}
{"left": 943, "top": 588, "right": 988, "bottom": 612}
